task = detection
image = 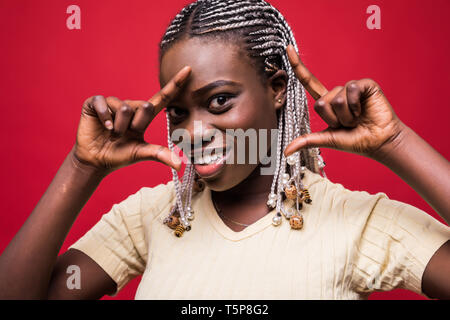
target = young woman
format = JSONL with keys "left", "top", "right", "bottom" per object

{"left": 0, "top": 0, "right": 448, "bottom": 300}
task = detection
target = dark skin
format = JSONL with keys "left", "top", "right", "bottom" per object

{"left": 0, "top": 65, "right": 192, "bottom": 299}
{"left": 160, "top": 38, "right": 286, "bottom": 226}
{"left": 0, "top": 37, "right": 448, "bottom": 299}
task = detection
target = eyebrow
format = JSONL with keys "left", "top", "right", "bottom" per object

{"left": 191, "top": 80, "right": 243, "bottom": 99}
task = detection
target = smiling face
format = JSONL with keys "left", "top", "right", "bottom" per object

{"left": 159, "top": 37, "right": 287, "bottom": 191}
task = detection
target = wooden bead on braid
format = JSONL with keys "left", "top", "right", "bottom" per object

{"left": 174, "top": 225, "right": 185, "bottom": 237}
{"left": 289, "top": 214, "right": 303, "bottom": 230}
{"left": 160, "top": 0, "right": 326, "bottom": 233}
{"left": 284, "top": 184, "right": 297, "bottom": 200}
{"left": 302, "top": 189, "right": 312, "bottom": 204}
{"left": 166, "top": 215, "right": 180, "bottom": 230}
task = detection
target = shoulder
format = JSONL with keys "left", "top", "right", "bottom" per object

{"left": 304, "top": 170, "right": 447, "bottom": 236}
{"left": 308, "top": 169, "right": 449, "bottom": 249}
{"left": 138, "top": 180, "right": 176, "bottom": 220}
{"left": 305, "top": 169, "right": 388, "bottom": 220}
{"left": 107, "top": 180, "right": 175, "bottom": 226}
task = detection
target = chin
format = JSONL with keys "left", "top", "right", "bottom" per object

{"left": 201, "top": 164, "right": 258, "bottom": 192}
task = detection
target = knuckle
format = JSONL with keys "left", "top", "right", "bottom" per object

{"left": 142, "top": 102, "right": 154, "bottom": 112}
{"left": 131, "top": 145, "right": 140, "bottom": 162}
{"left": 303, "top": 135, "right": 312, "bottom": 147}
{"left": 83, "top": 96, "right": 96, "bottom": 106}
{"left": 346, "top": 81, "right": 358, "bottom": 90}
{"left": 314, "top": 100, "right": 326, "bottom": 112}
{"left": 300, "top": 74, "right": 312, "bottom": 85}
{"left": 92, "top": 95, "right": 104, "bottom": 102}
{"left": 95, "top": 108, "right": 107, "bottom": 117}
{"left": 362, "top": 78, "right": 378, "bottom": 87}
{"left": 331, "top": 96, "right": 345, "bottom": 108}
{"left": 82, "top": 96, "right": 99, "bottom": 114}
{"left": 362, "top": 78, "right": 383, "bottom": 96}
{"left": 150, "top": 145, "right": 165, "bottom": 160}
{"left": 327, "top": 131, "right": 338, "bottom": 149}
{"left": 141, "top": 102, "right": 151, "bottom": 109}
{"left": 120, "top": 104, "right": 132, "bottom": 114}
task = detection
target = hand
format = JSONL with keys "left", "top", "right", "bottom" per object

{"left": 284, "top": 44, "right": 405, "bottom": 160}
{"left": 72, "top": 66, "right": 191, "bottom": 175}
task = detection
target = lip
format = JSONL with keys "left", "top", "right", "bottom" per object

{"left": 192, "top": 147, "right": 231, "bottom": 179}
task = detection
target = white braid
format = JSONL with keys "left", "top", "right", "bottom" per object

{"left": 160, "top": 0, "right": 326, "bottom": 231}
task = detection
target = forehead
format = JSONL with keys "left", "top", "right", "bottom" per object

{"left": 159, "top": 37, "right": 257, "bottom": 88}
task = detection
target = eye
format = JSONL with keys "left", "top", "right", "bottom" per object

{"left": 166, "top": 106, "right": 188, "bottom": 124}
{"left": 208, "top": 93, "right": 235, "bottom": 113}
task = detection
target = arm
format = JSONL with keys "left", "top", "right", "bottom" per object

{"left": 284, "top": 44, "right": 449, "bottom": 222}
{"left": 421, "top": 240, "right": 450, "bottom": 299}
{"left": 0, "top": 66, "right": 191, "bottom": 299}
{"left": 374, "top": 123, "right": 450, "bottom": 223}
{"left": 48, "top": 248, "right": 118, "bottom": 299}
{"left": 367, "top": 116, "right": 450, "bottom": 300}
{"left": 0, "top": 147, "right": 116, "bottom": 299}
{"left": 283, "top": 44, "right": 450, "bottom": 298}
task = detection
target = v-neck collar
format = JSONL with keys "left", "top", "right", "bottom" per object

{"left": 195, "top": 168, "right": 323, "bottom": 241}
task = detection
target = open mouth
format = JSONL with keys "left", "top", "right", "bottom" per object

{"left": 191, "top": 147, "right": 231, "bottom": 179}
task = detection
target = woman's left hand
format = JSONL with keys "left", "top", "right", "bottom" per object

{"left": 284, "top": 44, "right": 405, "bottom": 160}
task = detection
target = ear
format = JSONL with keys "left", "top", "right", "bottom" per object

{"left": 266, "top": 70, "right": 288, "bottom": 110}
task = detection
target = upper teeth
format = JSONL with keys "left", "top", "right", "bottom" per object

{"left": 196, "top": 153, "right": 221, "bottom": 165}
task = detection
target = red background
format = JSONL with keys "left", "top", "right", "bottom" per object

{"left": 0, "top": 0, "right": 449, "bottom": 300}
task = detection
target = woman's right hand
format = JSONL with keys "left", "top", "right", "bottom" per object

{"left": 72, "top": 66, "right": 191, "bottom": 175}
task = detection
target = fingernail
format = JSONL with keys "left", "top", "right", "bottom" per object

{"left": 105, "top": 120, "right": 113, "bottom": 130}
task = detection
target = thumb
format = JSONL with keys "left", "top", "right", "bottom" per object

{"left": 284, "top": 129, "right": 336, "bottom": 157}
{"left": 134, "top": 143, "right": 182, "bottom": 171}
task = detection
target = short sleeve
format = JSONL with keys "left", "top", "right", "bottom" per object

{"left": 350, "top": 197, "right": 450, "bottom": 296}
{"left": 68, "top": 189, "right": 148, "bottom": 296}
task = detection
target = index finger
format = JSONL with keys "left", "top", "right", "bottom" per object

{"left": 286, "top": 44, "right": 328, "bottom": 100}
{"left": 148, "top": 66, "right": 192, "bottom": 114}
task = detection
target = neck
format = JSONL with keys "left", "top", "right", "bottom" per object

{"left": 211, "top": 164, "right": 274, "bottom": 228}
{"left": 213, "top": 165, "right": 273, "bottom": 201}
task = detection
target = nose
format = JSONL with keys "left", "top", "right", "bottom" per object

{"left": 166, "top": 109, "right": 217, "bottom": 156}
{"left": 184, "top": 118, "right": 217, "bottom": 150}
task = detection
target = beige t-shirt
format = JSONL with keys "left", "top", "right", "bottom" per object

{"left": 69, "top": 169, "right": 450, "bottom": 299}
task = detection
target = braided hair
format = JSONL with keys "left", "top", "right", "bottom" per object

{"left": 159, "top": 0, "right": 326, "bottom": 230}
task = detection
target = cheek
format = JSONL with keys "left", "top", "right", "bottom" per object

{"left": 217, "top": 94, "right": 276, "bottom": 130}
